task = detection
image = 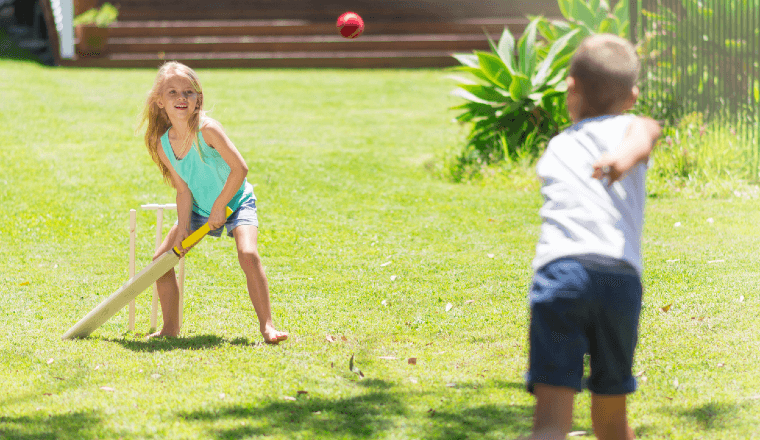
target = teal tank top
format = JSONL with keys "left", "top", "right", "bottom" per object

{"left": 160, "top": 126, "right": 254, "bottom": 216}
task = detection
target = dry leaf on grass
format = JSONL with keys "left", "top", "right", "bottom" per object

{"left": 297, "top": 390, "right": 308, "bottom": 395}
{"left": 19, "top": 282, "right": 30, "bottom": 286}
{"left": 464, "top": 300, "right": 474, "bottom": 305}
{"left": 326, "top": 335, "right": 336, "bottom": 343}
{"left": 408, "top": 357, "right": 417, "bottom": 365}
{"left": 660, "top": 303, "right": 673, "bottom": 313}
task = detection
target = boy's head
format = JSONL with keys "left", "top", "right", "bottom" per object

{"left": 566, "top": 34, "right": 640, "bottom": 122}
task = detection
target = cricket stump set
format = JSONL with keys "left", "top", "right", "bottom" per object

{"left": 62, "top": 206, "right": 232, "bottom": 340}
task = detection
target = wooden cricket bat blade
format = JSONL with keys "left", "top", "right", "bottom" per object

{"left": 62, "top": 251, "right": 180, "bottom": 339}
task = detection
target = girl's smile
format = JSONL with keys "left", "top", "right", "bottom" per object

{"left": 158, "top": 75, "right": 199, "bottom": 121}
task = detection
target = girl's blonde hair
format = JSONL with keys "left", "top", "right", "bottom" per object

{"left": 138, "top": 61, "right": 205, "bottom": 186}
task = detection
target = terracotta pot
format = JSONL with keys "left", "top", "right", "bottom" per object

{"left": 75, "top": 25, "right": 110, "bottom": 57}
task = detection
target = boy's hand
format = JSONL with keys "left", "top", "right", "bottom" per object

{"left": 208, "top": 205, "right": 227, "bottom": 231}
{"left": 592, "top": 153, "right": 632, "bottom": 186}
{"left": 593, "top": 116, "right": 662, "bottom": 186}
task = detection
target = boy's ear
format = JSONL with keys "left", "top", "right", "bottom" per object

{"left": 625, "top": 85, "right": 639, "bottom": 109}
{"left": 566, "top": 76, "right": 576, "bottom": 92}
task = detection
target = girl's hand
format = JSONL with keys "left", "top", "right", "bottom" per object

{"left": 208, "top": 205, "right": 227, "bottom": 231}
{"left": 173, "top": 228, "right": 192, "bottom": 257}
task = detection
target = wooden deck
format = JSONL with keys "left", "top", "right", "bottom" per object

{"left": 59, "top": 18, "right": 529, "bottom": 68}
{"left": 54, "top": 0, "right": 559, "bottom": 68}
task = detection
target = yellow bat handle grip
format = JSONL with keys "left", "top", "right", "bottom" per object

{"left": 173, "top": 206, "right": 234, "bottom": 255}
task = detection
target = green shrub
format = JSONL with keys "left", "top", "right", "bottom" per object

{"left": 449, "top": 20, "right": 579, "bottom": 168}
{"left": 448, "top": 0, "right": 630, "bottom": 178}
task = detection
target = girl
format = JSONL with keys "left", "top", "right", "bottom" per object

{"left": 139, "top": 61, "right": 288, "bottom": 344}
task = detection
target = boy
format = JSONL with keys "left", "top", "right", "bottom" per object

{"left": 524, "top": 34, "right": 662, "bottom": 440}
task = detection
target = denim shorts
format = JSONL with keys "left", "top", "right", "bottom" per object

{"left": 186, "top": 197, "right": 258, "bottom": 238}
{"left": 526, "top": 257, "right": 642, "bottom": 395}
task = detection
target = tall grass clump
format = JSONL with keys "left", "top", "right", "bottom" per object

{"left": 647, "top": 112, "right": 760, "bottom": 197}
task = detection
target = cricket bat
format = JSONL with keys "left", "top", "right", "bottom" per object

{"left": 62, "top": 207, "right": 233, "bottom": 340}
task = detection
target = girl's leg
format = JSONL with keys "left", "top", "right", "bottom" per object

{"left": 148, "top": 225, "right": 182, "bottom": 338}
{"left": 232, "top": 225, "right": 288, "bottom": 343}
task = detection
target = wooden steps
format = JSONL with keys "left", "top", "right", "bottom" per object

{"left": 59, "top": 18, "right": 529, "bottom": 69}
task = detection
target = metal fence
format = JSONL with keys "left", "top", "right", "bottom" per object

{"left": 633, "top": 0, "right": 760, "bottom": 178}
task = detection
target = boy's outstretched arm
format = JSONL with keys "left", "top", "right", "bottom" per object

{"left": 592, "top": 116, "right": 662, "bottom": 184}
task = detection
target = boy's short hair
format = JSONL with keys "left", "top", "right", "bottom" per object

{"left": 568, "top": 34, "right": 640, "bottom": 115}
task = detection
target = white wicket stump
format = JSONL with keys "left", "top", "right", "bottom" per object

{"left": 128, "top": 204, "right": 186, "bottom": 332}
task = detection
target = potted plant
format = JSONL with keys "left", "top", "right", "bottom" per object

{"left": 73, "top": 2, "right": 118, "bottom": 57}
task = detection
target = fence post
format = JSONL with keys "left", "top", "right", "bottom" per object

{"left": 629, "top": 0, "right": 638, "bottom": 43}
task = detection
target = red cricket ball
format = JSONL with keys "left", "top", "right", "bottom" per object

{"left": 337, "top": 11, "right": 364, "bottom": 39}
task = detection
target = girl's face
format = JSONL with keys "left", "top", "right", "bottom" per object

{"left": 157, "top": 74, "right": 199, "bottom": 123}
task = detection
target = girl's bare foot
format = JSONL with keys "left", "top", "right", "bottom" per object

{"left": 147, "top": 328, "right": 179, "bottom": 339}
{"left": 262, "top": 326, "right": 288, "bottom": 344}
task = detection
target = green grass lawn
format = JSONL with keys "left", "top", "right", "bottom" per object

{"left": 1, "top": 57, "right": 759, "bottom": 439}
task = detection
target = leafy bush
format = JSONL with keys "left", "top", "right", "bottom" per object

{"left": 535, "top": 0, "right": 629, "bottom": 50}
{"left": 448, "top": 0, "right": 630, "bottom": 177}
{"left": 449, "top": 20, "right": 579, "bottom": 169}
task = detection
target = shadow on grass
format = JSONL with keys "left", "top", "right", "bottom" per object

{"left": 669, "top": 400, "right": 743, "bottom": 431}
{"left": 106, "top": 334, "right": 265, "bottom": 352}
{"left": 0, "top": 411, "right": 102, "bottom": 440}
{"left": 179, "top": 379, "right": 533, "bottom": 439}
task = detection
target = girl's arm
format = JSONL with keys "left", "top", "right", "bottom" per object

{"left": 200, "top": 119, "right": 249, "bottom": 230}
{"left": 157, "top": 146, "right": 194, "bottom": 255}
{"left": 592, "top": 116, "right": 662, "bottom": 184}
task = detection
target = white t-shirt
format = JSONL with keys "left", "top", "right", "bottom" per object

{"left": 533, "top": 114, "right": 647, "bottom": 276}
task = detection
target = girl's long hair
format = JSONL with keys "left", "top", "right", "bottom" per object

{"left": 138, "top": 61, "right": 205, "bottom": 186}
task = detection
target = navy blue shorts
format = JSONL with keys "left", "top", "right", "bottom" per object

{"left": 527, "top": 258, "right": 642, "bottom": 395}
{"left": 187, "top": 197, "right": 258, "bottom": 238}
